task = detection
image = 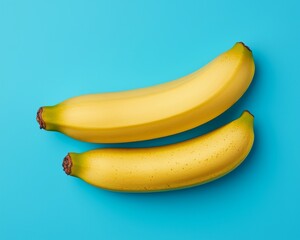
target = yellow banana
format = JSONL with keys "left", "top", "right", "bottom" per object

{"left": 62, "top": 111, "right": 254, "bottom": 192}
{"left": 37, "top": 42, "right": 255, "bottom": 143}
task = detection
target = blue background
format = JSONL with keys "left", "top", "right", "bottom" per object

{"left": 0, "top": 0, "right": 299, "bottom": 239}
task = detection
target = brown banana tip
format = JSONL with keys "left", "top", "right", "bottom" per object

{"left": 63, "top": 154, "right": 72, "bottom": 175}
{"left": 238, "top": 42, "right": 252, "bottom": 52}
{"left": 36, "top": 107, "right": 46, "bottom": 129}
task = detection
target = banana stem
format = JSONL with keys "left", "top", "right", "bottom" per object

{"left": 63, "top": 154, "right": 72, "bottom": 175}
{"left": 36, "top": 107, "right": 46, "bottom": 129}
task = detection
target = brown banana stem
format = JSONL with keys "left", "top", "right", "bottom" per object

{"left": 36, "top": 107, "right": 46, "bottom": 129}
{"left": 63, "top": 154, "right": 72, "bottom": 175}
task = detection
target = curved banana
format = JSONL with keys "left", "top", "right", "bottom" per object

{"left": 62, "top": 111, "right": 254, "bottom": 192}
{"left": 37, "top": 42, "right": 255, "bottom": 143}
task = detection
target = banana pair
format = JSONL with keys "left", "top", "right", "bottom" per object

{"left": 38, "top": 42, "right": 255, "bottom": 192}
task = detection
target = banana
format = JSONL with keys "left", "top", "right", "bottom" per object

{"left": 37, "top": 42, "right": 255, "bottom": 143}
{"left": 62, "top": 111, "right": 254, "bottom": 192}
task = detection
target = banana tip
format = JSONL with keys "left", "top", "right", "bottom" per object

{"left": 238, "top": 42, "right": 252, "bottom": 53}
{"left": 36, "top": 107, "right": 46, "bottom": 129}
{"left": 244, "top": 110, "right": 254, "bottom": 118}
{"left": 63, "top": 154, "right": 72, "bottom": 175}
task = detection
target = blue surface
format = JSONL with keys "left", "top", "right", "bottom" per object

{"left": 0, "top": 0, "right": 299, "bottom": 239}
